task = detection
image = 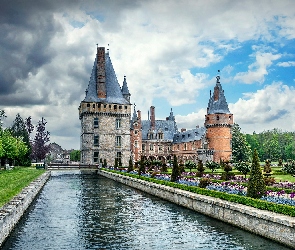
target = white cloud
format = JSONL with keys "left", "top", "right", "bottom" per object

{"left": 277, "top": 61, "right": 295, "bottom": 67}
{"left": 230, "top": 83, "right": 295, "bottom": 133}
{"left": 234, "top": 52, "right": 281, "bottom": 84}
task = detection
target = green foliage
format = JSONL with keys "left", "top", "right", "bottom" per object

{"left": 10, "top": 113, "right": 32, "bottom": 166}
{"left": 221, "top": 161, "right": 233, "bottom": 180}
{"left": 234, "top": 161, "right": 251, "bottom": 178}
{"left": 70, "top": 150, "right": 81, "bottom": 162}
{"left": 206, "top": 161, "right": 219, "bottom": 173}
{"left": 232, "top": 123, "right": 252, "bottom": 162}
{"left": 247, "top": 149, "right": 266, "bottom": 199}
{"left": 282, "top": 160, "right": 295, "bottom": 175}
{"left": 197, "top": 160, "right": 205, "bottom": 173}
{"left": 127, "top": 156, "right": 133, "bottom": 173}
{"left": 170, "top": 155, "right": 180, "bottom": 182}
{"left": 0, "top": 167, "right": 45, "bottom": 207}
{"left": 185, "top": 160, "right": 196, "bottom": 172}
{"left": 199, "top": 177, "right": 210, "bottom": 188}
{"left": 263, "top": 159, "right": 272, "bottom": 173}
{"left": 138, "top": 157, "right": 145, "bottom": 176}
{"left": 246, "top": 129, "right": 295, "bottom": 161}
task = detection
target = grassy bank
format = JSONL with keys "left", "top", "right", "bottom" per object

{"left": 0, "top": 167, "right": 46, "bottom": 207}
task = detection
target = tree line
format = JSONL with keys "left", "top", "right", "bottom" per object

{"left": 232, "top": 124, "right": 295, "bottom": 162}
{"left": 0, "top": 110, "right": 50, "bottom": 166}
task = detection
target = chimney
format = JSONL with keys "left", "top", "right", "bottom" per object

{"left": 181, "top": 128, "right": 186, "bottom": 132}
{"left": 96, "top": 47, "right": 106, "bottom": 99}
{"left": 137, "top": 110, "right": 141, "bottom": 120}
{"left": 150, "top": 106, "right": 155, "bottom": 130}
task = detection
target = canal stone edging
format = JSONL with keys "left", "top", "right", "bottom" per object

{"left": 0, "top": 171, "right": 51, "bottom": 246}
{"left": 98, "top": 170, "right": 295, "bottom": 248}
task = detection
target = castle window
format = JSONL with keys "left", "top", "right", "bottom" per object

{"left": 116, "top": 152, "right": 122, "bottom": 165}
{"left": 116, "top": 119, "right": 121, "bottom": 129}
{"left": 114, "top": 105, "right": 117, "bottom": 109}
{"left": 182, "top": 135, "right": 185, "bottom": 139}
{"left": 217, "top": 115, "right": 219, "bottom": 120}
{"left": 104, "top": 104, "right": 107, "bottom": 108}
{"left": 165, "top": 127, "right": 168, "bottom": 131}
{"left": 125, "top": 106, "right": 127, "bottom": 109}
{"left": 94, "top": 135, "right": 99, "bottom": 146}
{"left": 94, "top": 152, "right": 99, "bottom": 163}
{"left": 135, "top": 140, "right": 138, "bottom": 148}
{"left": 188, "top": 134, "right": 191, "bottom": 138}
{"left": 93, "top": 104, "right": 95, "bottom": 108}
{"left": 142, "top": 144, "right": 146, "bottom": 151}
{"left": 149, "top": 144, "right": 154, "bottom": 151}
{"left": 184, "top": 143, "right": 187, "bottom": 150}
{"left": 94, "top": 118, "right": 99, "bottom": 128}
{"left": 98, "top": 104, "right": 101, "bottom": 108}
{"left": 159, "top": 145, "right": 163, "bottom": 151}
{"left": 168, "top": 146, "right": 171, "bottom": 151}
{"left": 109, "top": 105, "right": 112, "bottom": 108}
{"left": 229, "top": 116, "right": 231, "bottom": 120}
{"left": 158, "top": 132, "right": 163, "bottom": 139}
{"left": 134, "top": 130, "right": 138, "bottom": 135}
{"left": 87, "top": 103, "right": 90, "bottom": 107}
{"left": 207, "top": 117, "right": 209, "bottom": 121}
{"left": 119, "top": 105, "right": 122, "bottom": 109}
{"left": 116, "top": 136, "right": 121, "bottom": 147}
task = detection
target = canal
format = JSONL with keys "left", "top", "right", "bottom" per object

{"left": 2, "top": 171, "right": 291, "bottom": 250}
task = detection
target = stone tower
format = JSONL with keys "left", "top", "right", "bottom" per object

{"left": 130, "top": 105, "right": 142, "bottom": 162}
{"left": 204, "top": 72, "right": 233, "bottom": 162}
{"left": 79, "top": 47, "right": 131, "bottom": 166}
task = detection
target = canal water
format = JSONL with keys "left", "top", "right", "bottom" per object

{"left": 2, "top": 171, "right": 291, "bottom": 250}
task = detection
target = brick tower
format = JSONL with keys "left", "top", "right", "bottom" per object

{"left": 79, "top": 47, "right": 131, "bottom": 166}
{"left": 204, "top": 72, "right": 233, "bottom": 162}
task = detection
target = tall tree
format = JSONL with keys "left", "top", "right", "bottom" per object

{"left": 32, "top": 117, "right": 50, "bottom": 162}
{"left": 247, "top": 149, "right": 266, "bottom": 199}
{"left": 170, "top": 155, "right": 180, "bottom": 182}
{"left": 10, "top": 114, "right": 32, "bottom": 166}
{"left": 232, "top": 123, "right": 252, "bottom": 163}
{"left": 0, "top": 110, "right": 6, "bottom": 130}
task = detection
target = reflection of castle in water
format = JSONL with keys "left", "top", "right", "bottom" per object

{"left": 79, "top": 47, "right": 233, "bottom": 166}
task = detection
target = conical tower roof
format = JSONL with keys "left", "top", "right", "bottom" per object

{"left": 83, "top": 48, "right": 130, "bottom": 105}
{"left": 207, "top": 73, "right": 231, "bottom": 114}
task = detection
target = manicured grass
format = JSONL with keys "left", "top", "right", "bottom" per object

{"left": 0, "top": 167, "right": 45, "bottom": 207}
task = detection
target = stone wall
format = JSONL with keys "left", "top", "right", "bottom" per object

{"left": 0, "top": 172, "right": 51, "bottom": 246}
{"left": 98, "top": 170, "right": 295, "bottom": 248}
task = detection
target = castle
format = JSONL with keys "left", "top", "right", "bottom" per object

{"left": 79, "top": 47, "right": 233, "bottom": 166}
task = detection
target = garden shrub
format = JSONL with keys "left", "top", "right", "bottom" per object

{"left": 171, "top": 155, "right": 180, "bottom": 182}
{"left": 199, "top": 177, "right": 210, "bottom": 188}
{"left": 247, "top": 149, "right": 266, "bottom": 199}
{"left": 264, "top": 177, "right": 276, "bottom": 186}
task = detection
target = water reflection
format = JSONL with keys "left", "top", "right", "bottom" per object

{"left": 2, "top": 171, "right": 291, "bottom": 250}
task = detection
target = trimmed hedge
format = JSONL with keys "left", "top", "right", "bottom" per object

{"left": 102, "top": 169, "right": 295, "bottom": 217}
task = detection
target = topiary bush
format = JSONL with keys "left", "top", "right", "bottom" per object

{"left": 198, "top": 177, "right": 211, "bottom": 188}
{"left": 170, "top": 155, "right": 180, "bottom": 182}
{"left": 247, "top": 149, "right": 266, "bottom": 199}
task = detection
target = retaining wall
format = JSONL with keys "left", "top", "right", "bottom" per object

{"left": 0, "top": 171, "right": 51, "bottom": 246}
{"left": 98, "top": 170, "right": 295, "bottom": 248}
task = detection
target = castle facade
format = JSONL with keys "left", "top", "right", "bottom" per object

{"left": 79, "top": 47, "right": 233, "bottom": 166}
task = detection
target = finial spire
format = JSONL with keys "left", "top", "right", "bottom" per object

{"left": 216, "top": 70, "right": 220, "bottom": 83}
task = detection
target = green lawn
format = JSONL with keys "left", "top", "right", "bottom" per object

{"left": 0, "top": 167, "right": 45, "bottom": 207}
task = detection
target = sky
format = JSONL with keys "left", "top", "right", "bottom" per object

{"left": 0, "top": 0, "right": 295, "bottom": 150}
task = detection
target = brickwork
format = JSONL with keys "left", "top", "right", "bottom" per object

{"left": 205, "top": 113, "right": 233, "bottom": 161}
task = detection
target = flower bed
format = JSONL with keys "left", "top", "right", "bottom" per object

{"left": 102, "top": 167, "right": 295, "bottom": 217}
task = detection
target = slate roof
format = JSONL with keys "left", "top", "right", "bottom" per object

{"left": 141, "top": 120, "right": 178, "bottom": 141}
{"left": 83, "top": 51, "right": 130, "bottom": 105}
{"left": 121, "top": 76, "right": 130, "bottom": 96}
{"left": 173, "top": 127, "right": 206, "bottom": 143}
{"left": 207, "top": 76, "right": 231, "bottom": 114}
